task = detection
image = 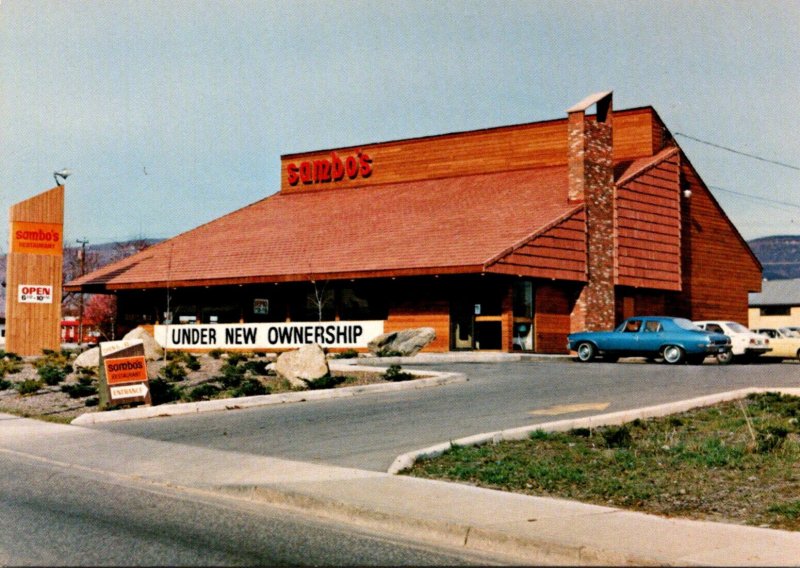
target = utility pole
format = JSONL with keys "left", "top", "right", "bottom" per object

{"left": 77, "top": 238, "right": 89, "bottom": 348}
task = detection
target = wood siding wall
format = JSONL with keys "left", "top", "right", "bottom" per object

{"left": 615, "top": 153, "right": 682, "bottom": 290}
{"left": 385, "top": 300, "right": 450, "bottom": 352}
{"left": 281, "top": 108, "right": 662, "bottom": 194}
{"left": 6, "top": 186, "right": 64, "bottom": 355}
{"left": 491, "top": 210, "right": 587, "bottom": 281}
{"left": 675, "top": 162, "right": 762, "bottom": 322}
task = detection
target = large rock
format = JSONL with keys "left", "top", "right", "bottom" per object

{"left": 123, "top": 327, "right": 163, "bottom": 360}
{"left": 74, "top": 347, "right": 100, "bottom": 368}
{"left": 368, "top": 327, "right": 436, "bottom": 357}
{"left": 275, "top": 344, "right": 329, "bottom": 388}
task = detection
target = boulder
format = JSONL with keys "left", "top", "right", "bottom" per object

{"left": 368, "top": 327, "right": 436, "bottom": 357}
{"left": 74, "top": 347, "right": 100, "bottom": 369}
{"left": 123, "top": 327, "right": 164, "bottom": 360}
{"left": 275, "top": 344, "right": 329, "bottom": 388}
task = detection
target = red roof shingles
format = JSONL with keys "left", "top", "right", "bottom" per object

{"left": 68, "top": 167, "right": 575, "bottom": 290}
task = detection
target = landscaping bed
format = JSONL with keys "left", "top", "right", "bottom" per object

{"left": 0, "top": 349, "right": 416, "bottom": 423}
{"left": 406, "top": 392, "right": 800, "bottom": 531}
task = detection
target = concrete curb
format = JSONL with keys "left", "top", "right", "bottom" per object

{"left": 348, "top": 353, "right": 573, "bottom": 365}
{"left": 216, "top": 484, "right": 638, "bottom": 566}
{"left": 71, "top": 365, "right": 465, "bottom": 426}
{"left": 388, "top": 386, "right": 800, "bottom": 474}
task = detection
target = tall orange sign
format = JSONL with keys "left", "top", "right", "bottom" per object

{"left": 5, "top": 186, "right": 65, "bottom": 355}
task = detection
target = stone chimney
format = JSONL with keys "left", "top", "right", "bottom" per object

{"left": 567, "top": 91, "right": 616, "bottom": 331}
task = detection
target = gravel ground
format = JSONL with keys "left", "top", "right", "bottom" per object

{"left": 0, "top": 352, "right": 387, "bottom": 422}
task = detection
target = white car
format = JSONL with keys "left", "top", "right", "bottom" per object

{"left": 693, "top": 321, "right": 771, "bottom": 364}
{"left": 753, "top": 328, "right": 800, "bottom": 362}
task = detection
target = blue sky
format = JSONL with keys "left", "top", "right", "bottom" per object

{"left": 2, "top": 0, "right": 798, "bottom": 248}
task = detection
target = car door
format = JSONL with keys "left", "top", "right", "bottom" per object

{"left": 605, "top": 319, "right": 642, "bottom": 353}
{"left": 637, "top": 319, "right": 664, "bottom": 354}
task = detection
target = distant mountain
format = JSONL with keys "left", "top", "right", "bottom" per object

{"left": 748, "top": 235, "right": 800, "bottom": 280}
{"left": 0, "top": 239, "right": 162, "bottom": 318}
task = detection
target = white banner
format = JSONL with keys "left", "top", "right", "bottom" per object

{"left": 153, "top": 321, "right": 384, "bottom": 350}
{"left": 18, "top": 284, "right": 53, "bottom": 304}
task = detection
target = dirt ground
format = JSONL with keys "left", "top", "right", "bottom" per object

{"left": 0, "top": 352, "right": 388, "bottom": 422}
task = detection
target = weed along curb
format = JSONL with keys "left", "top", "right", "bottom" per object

{"left": 71, "top": 365, "right": 466, "bottom": 425}
{"left": 388, "top": 387, "right": 800, "bottom": 474}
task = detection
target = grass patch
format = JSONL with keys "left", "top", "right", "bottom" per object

{"left": 406, "top": 392, "right": 800, "bottom": 531}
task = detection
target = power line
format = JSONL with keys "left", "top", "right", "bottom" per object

{"left": 708, "top": 185, "right": 800, "bottom": 210}
{"left": 675, "top": 132, "right": 800, "bottom": 171}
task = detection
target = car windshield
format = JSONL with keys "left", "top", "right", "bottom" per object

{"left": 674, "top": 318, "right": 702, "bottom": 331}
{"left": 779, "top": 327, "right": 800, "bottom": 338}
{"left": 727, "top": 322, "right": 750, "bottom": 333}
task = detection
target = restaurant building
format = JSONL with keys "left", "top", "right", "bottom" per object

{"left": 66, "top": 92, "right": 763, "bottom": 353}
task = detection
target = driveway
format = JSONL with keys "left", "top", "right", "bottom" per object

{"left": 89, "top": 359, "right": 800, "bottom": 471}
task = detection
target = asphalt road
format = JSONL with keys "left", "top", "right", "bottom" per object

{"left": 90, "top": 359, "right": 800, "bottom": 472}
{"left": 0, "top": 450, "right": 504, "bottom": 566}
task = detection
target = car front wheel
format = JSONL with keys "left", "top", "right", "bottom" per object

{"left": 576, "top": 342, "right": 596, "bottom": 362}
{"left": 662, "top": 345, "right": 685, "bottom": 365}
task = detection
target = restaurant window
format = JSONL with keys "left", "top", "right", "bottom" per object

{"left": 339, "top": 286, "right": 388, "bottom": 320}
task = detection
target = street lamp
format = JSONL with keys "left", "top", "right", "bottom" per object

{"left": 53, "top": 168, "right": 73, "bottom": 186}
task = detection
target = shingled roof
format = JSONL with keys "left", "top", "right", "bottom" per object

{"left": 66, "top": 166, "right": 579, "bottom": 291}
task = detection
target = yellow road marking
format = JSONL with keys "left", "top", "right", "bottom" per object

{"left": 529, "top": 402, "right": 610, "bottom": 416}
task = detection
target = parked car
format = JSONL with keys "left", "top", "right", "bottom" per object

{"left": 693, "top": 320, "right": 771, "bottom": 364}
{"left": 567, "top": 316, "right": 731, "bottom": 365}
{"left": 752, "top": 328, "right": 800, "bottom": 361}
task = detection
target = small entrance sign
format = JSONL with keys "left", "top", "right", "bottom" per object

{"left": 98, "top": 339, "right": 151, "bottom": 409}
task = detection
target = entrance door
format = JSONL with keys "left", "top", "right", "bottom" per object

{"left": 450, "top": 302, "right": 475, "bottom": 350}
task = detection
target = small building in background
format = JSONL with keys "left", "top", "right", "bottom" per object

{"left": 749, "top": 279, "right": 800, "bottom": 330}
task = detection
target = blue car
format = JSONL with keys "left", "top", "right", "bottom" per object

{"left": 567, "top": 316, "right": 732, "bottom": 365}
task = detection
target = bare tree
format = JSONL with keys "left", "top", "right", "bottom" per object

{"left": 309, "top": 280, "right": 333, "bottom": 321}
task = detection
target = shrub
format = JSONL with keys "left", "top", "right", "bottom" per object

{"left": 38, "top": 363, "right": 67, "bottom": 386}
{"left": 231, "top": 378, "right": 269, "bottom": 397}
{"left": 303, "top": 374, "right": 346, "bottom": 390}
{"left": 226, "top": 352, "right": 248, "bottom": 366}
{"left": 209, "top": 349, "right": 224, "bottom": 360}
{"left": 159, "top": 361, "right": 187, "bottom": 382}
{"left": 0, "top": 378, "right": 12, "bottom": 390}
{"left": 17, "top": 379, "right": 43, "bottom": 396}
{"left": 332, "top": 349, "right": 359, "bottom": 359}
{"left": 756, "top": 424, "right": 790, "bottom": 453}
{"left": 377, "top": 347, "right": 403, "bottom": 357}
{"left": 148, "top": 377, "right": 181, "bottom": 405}
{"left": 61, "top": 377, "right": 98, "bottom": 399}
{"left": 184, "top": 383, "right": 223, "bottom": 401}
{"left": 383, "top": 364, "right": 414, "bottom": 382}
{"left": 167, "top": 351, "right": 201, "bottom": 371}
{"left": 85, "top": 397, "right": 99, "bottom": 407}
{"left": 601, "top": 425, "right": 633, "bottom": 449}
{"left": 243, "top": 359, "right": 271, "bottom": 376}
{"left": 218, "top": 363, "right": 245, "bottom": 388}
{"left": 0, "top": 350, "right": 22, "bottom": 361}
{"left": 0, "top": 358, "right": 22, "bottom": 376}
